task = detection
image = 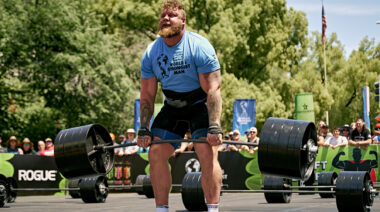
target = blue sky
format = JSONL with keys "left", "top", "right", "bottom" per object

{"left": 287, "top": 0, "right": 380, "bottom": 57}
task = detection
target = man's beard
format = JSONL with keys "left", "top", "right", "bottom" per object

{"left": 158, "top": 22, "right": 183, "bottom": 38}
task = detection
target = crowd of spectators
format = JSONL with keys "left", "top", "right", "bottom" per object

{"left": 0, "top": 136, "right": 54, "bottom": 156}
{"left": 317, "top": 118, "right": 379, "bottom": 150}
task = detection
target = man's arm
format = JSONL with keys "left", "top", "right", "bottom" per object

{"left": 140, "top": 77, "right": 158, "bottom": 128}
{"left": 199, "top": 70, "right": 222, "bottom": 126}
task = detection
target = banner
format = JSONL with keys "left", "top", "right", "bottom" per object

{"left": 232, "top": 99, "right": 256, "bottom": 135}
{"left": 0, "top": 154, "right": 65, "bottom": 196}
{"left": 295, "top": 93, "right": 315, "bottom": 123}
{"left": 363, "top": 86, "right": 371, "bottom": 130}
{"left": 134, "top": 99, "right": 163, "bottom": 131}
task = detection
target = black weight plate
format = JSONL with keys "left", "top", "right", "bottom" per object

{"left": 318, "top": 172, "right": 337, "bottom": 198}
{"left": 6, "top": 177, "right": 17, "bottom": 203}
{"left": 0, "top": 180, "right": 7, "bottom": 208}
{"left": 68, "top": 178, "right": 81, "bottom": 199}
{"left": 142, "top": 175, "right": 154, "bottom": 198}
{"left": 79, "top": 175, "right": 108, "bottom": 203}
{"left": 259, "top": 118, "right": 317, "bottom": 180}
{"left": 135, "top": 175, "right": 146, "bottom": 195}
{"left": 181, "top": 172, "right": 192, "bottom": 210}
{"left": 258, "top": 118, "right": 284, "bottom": 177}
{"left": 55, "top": 124, "right": 115, "bottom": 179}
{"left": 263, "top": 175, "right": 292, "bottom": 203}
{"left": 181, "top": 172, "right": 207, "bottom": 211}
{"left": 336, "top": 171, "right": 371, "bottom": 212}
{"left": 194, "top": 173, "right": 207, "bottom": 211}
{"left": 298, "top": 170, "right": 316, "bottom": 195}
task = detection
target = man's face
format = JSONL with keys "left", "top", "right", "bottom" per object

{"left": 23, "top": 143, "right": 31, "bottom": 151}
{"left": 127, "top": 133, "right": 135, "bottom": 140}
{"left": 158, "top": 7, "right": 184, "bottom": 38}
{"left": 333, "top": 129, "right": 339, "bottom": 137}
{"left": 356, "top": 121, "right": 363, "bottom": 130}
{"left": 321, "top": 127, "right": 328, "bottom": 135}
{"left": 232, "top": 132, "right": 240, "bottom": 141}
{"left": 46, "top": 141, "right": 53, "bottom": 148}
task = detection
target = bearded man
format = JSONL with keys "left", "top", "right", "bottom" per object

{"left": 137, "top": 0, "right": 223, "bottom": 212}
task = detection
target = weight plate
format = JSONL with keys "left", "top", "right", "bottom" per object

{"left": 263, "top": 175, "right": 292, "bottom": 203}
{"left": 79, "top": 175, "right": 108, "bottom": 203}
{"left": 0, "top": 180, "right": 7, "bottom": 208}
{"left": 298, "top": 170, "right": 316, "bottom": 195}
{"left": 318, "top": 172, "right": 337, "bottom": 198}
{"left": 142, "top": 175, "right": 154, "bottom": 198}
{"left": 181, "top": 172, "right": 207, "bottom": 211}
{"left": 68, "top": 178, "right": 81, "bottom": 199}
{"left": 6, "top": 177, "right": 17, "bottom": 203}
{"left": 55, "top": 124, "right": 115, "bottom": 179}
{"left": 135, "top": 175, "right": 146, "bottom": 195}
{"left": 336, "top": 171, "right": 372, "bottom": 212}
{"left": 258, "top": 118, "right": 317, "bottom": 180}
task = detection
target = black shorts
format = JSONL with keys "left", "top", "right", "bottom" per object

{"left": 151, "top": 102, "right": 209, "bottom": 144}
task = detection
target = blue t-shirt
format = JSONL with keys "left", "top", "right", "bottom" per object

{"left": 141, "top": 31, "right": 220, "bottom": 92}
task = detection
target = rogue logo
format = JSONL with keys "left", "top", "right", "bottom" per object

{"left": 18, "top": 170, "right": 57, "bottom": 181}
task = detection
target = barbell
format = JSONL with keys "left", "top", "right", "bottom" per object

{"left": 54, "top": 117, "right": 318, "bottom": 181}
{"left": 181, "top": 171, "right": 377, "bottom": 212}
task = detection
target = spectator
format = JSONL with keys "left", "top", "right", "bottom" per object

{"left": 348, "top": 119, "right": 372, "bottom": 149}
{"left": 21, "top": 138, "right": 37, "bottom": 155}
{"left": 226, "top": 130, "right": 240, "bottom": 151}
{"left": 341, "top": 125, "right": 351, "bottom": 140}
{"left": 36, "top": 140, "right": 45, "bottom": 155}
{"left": 109, "top": 132, "right": 116, "bottom": 142}
{"left": 241, "top": 127, "right": 259, "bottom": 154}
{"left": 172, "top": 131, "right": 191, "bottom": 157}
{"left": 0, "top": 137, "right": 7, "bottom": 153}
{"left": 120, "top": 129, "right": 138, "bottom": 156}
{"left": 372, "top": 123, "right": 380, "bottom": 144}
{"left": 317, "top": 124, "right": 332, "bottom": 147}
{"left": 324, "top": 127, "right": 348, "bottom": 149}
{"left": 184, "top": 131, "right": 193, "bottom": 151}
{"left": 115, "top": 134, "right": 125, "bottom": 156}
{"left": 40, "top": 138, "right": 54, "bottom": 156}
{"left": 6, "top": 136, "right": 23, "bottom": 154}
{"left": 317, "top": 120, "right": 326, "bottom": 136}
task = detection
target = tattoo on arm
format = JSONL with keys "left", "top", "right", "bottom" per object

{"left": 140, "top": 100, "right": 154, "bottom": 128}
{"left": 203, "top": 71, "right": 222, "bottom": 126}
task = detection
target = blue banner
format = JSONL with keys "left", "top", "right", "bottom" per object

{"left": 363, "top": 86, "right": 371, "bottom": 130}
{"left": 232, "top": 99, "right": 256, "bottom": 135}
{"left": 134, "top": 99, "right": 141, "bottom": 132}
{"left": 134, "top": 99, "right": 159, "bottom": 132}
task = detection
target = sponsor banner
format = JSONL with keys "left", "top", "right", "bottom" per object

{"left": 232, "top": 99, "right": 256, "bottom": 135}
{"left": 295, "top": 93, "right": 315, "bottom": 123}
{"left": 0, "top": 154, "right": 64, "bottom": 196}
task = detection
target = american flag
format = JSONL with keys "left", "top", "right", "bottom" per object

{"left": 322, "top": 5, "right": 327, "bottom": 45}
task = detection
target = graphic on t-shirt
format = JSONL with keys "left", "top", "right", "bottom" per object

{"left": 157, "top": 54, "right": 169, "bottom": 78}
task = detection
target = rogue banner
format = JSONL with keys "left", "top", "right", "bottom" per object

{"left": 232, "top": 99, "right": 256, "bottom": 135}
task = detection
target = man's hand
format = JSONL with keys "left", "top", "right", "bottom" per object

{"left": 137, "top": 127, "right": 153, "bottom": 148}
{"left": 207, "top": 124, "right": 223, "bottom": 146}
{"left": 207, "top": 133, "right": 222, "bottom": 146}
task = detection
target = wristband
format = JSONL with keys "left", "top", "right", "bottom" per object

{"left": 138, "top": 127, "right": 153, "bottom": 139}
{"left": 208, "top": 124, "right": 223, "bottom": 135}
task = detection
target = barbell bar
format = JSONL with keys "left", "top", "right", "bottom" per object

{"left": 54, "top": 118, "right": 318, "bottom": 181}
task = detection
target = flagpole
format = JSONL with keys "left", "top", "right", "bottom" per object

{"left": 324, "top": 39, "right": 328, "bottom": 125}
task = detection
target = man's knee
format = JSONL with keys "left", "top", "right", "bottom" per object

{"left": 148, "top": 143, "right": 174, "bottom": 163}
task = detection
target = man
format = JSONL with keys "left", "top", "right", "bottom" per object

{"left": 317, "top": 124, "right": 331, "bottom": 147}
{"left": 371, "top": 123, "right": 380, "bottom": 144}
{"left": 0, "top": 137, "right": 7, "bottom": 153}
{"left": 137, "top": 1, "right": 223, "bottom": 211}
{"left": 349, "top": 119, "right": 372, "bottom": 149}
{"left": 40, "top": 138, "right": 54, "bottom": 156}
{"left": 324, "top": 127, "right": 348, "bottom": 149}
{"left": 121, "top": 129, "right": 139, "bottom": 156}
{"left": 241, "top": 127, "right": 259, "bottom": 154}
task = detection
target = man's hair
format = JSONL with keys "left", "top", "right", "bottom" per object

{"left": 161, "top": 0, "right": 186, "bottom": 19}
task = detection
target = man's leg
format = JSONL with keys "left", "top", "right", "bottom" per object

{"left": 194, "top": 141, "right": 222, "bottom": 204}
{"left": 149, "top": 140, "right": 175, "bottom": 207}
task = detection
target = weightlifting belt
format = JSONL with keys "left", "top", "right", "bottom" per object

{"left": 163, "top": 87, "right": 207, "bottom": 108}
